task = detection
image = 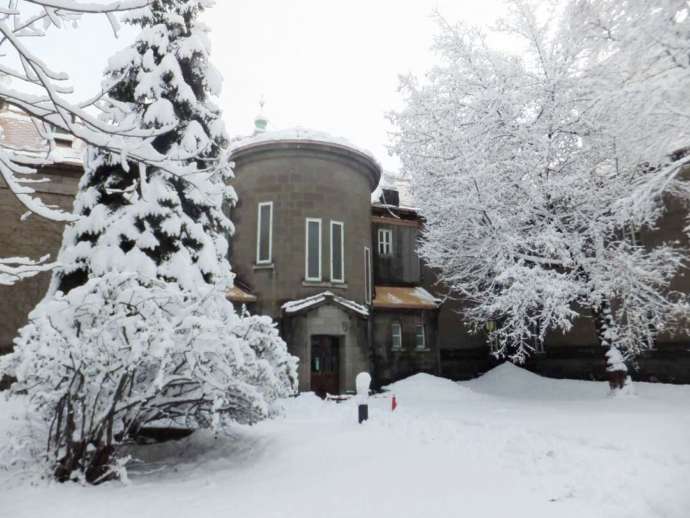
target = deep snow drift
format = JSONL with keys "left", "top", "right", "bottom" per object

{"left": 1, "top": 364, "right": 689, "bottom": 518}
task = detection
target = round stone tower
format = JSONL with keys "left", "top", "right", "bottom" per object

{"left": 229, "top": 126, "right": 381, "bottom": 394}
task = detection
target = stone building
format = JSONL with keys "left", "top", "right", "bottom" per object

{"left": 1, "top": 105, "right": 689, "bottom": 393}
{"left": 229, "top": 122, "right": 443, "bottom": 394}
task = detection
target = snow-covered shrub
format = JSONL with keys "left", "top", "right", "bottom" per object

{"left": 0, "top": 0, "right": 299, "bottom": 484}
{"left": 0, "top": 272, "right": 297, "bottom": 483}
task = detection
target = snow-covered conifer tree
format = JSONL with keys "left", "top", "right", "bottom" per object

{"left": 391, "top": 0, "right": 690, "bottom": 372}
{"left": 56, "top": 0, "right": 233, "bottom": 293}
{"left": 1, "top": 0, "right": 297, "bottom": 484}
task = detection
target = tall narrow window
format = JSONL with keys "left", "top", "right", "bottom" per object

{"left": 364, "top": 247, "right": 372, "bottom": 304}
{"left": 378, "top": 228, "right": 392, "bottom": 256}
{"left": 415, "top": 324, "right": 426, "bottom": 350}
{"left": 256, "top": 202, "right": 273, "bottom": 264}
{"left": 305, "top": 218, "right": 322, "bottom": 281}
{"left": 330, "top": 221, "right": 345, "bottom": 283}
{"left": 392, "top": 322, "right": 402, "bottom": 350}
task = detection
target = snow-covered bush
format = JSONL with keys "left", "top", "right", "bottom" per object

{"left": 1, "top": 0, "right": 299, "bottom": 483}
{"left": 1, "top": 272, "right": 297, "bottom": 483}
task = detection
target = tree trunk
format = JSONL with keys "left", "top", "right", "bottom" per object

{"left": 593, "top": 298, "right": 627, "bottom": 390}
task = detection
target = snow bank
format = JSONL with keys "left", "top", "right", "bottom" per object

{"left": 3, "top": 367, "right": 690, "bottom": 518}
{"left": 383, "top": 372, "right": 472, "bottom": 403}
{"left": 464, "top": 362, "right": 608, "bottom": 400}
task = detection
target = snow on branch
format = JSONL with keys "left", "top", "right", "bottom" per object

{"left": 25, "top": 1, "right": 150, "bottom": 14}
{"left": 0, "top": 1, "right": 179, "bottom": 227}
{"left": 0, "top": 255, "right": 55, "bottom": 285}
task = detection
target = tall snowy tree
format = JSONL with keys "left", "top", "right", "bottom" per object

{"left": 391, "top": 0, "right": 690, "bottom": 370}
{"left": 1, "top": 0, "right": 297, "bottom": 484}
{"left": 56, "top": 0, "right": 233, "bottom": 294}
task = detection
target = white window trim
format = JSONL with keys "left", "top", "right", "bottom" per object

{"left": 415, "top": 324, "right": 426, "bottom": 350}
{"left": 330, "top": 221, "right": 345, "bottom": 283}
{"left": 378, "top": 228, "right": 392, "bottom": 256}
{"left": 256, "top": 201, "right": 273, "bottom": 265}
{"left": 392, "top": 321, "right": 403, "bottom": 351}
{"left": 364, "top": 246, "right": 372, "bottom": 304}
{"left": 305, "top": 218, "right": 322, "bottom": 282}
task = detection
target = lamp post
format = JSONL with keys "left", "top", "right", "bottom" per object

{"left": 356, "top": 372, "right": 371, "bottom": 424}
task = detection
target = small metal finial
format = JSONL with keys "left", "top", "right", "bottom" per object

{"left": 254, "top": 95, "right": 269, "bottom": 134}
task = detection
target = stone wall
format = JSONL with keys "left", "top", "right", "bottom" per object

{"left": 0, "top": 165, "right": 80, "bottom": 355}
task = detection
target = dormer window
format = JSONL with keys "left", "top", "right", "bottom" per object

{"left": 378, "top": 228, "right": 393, "bottom": 256}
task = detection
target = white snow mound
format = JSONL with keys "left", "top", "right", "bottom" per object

{"left": 383, "top": 372, "right": 471, "bottom": 402}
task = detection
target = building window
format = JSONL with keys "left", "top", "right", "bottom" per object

{"left": 256, "top": 202, "right": 273, "bottom": 264}
{"left": 378, "top": 228, "right": 392, "bottom": 256}
{"left": 305, "top": 218, "right": 322, "bottom": 281}
{"left": 392, "top": 322, "right": 402, "bottom": 350}
{"left": 364, "top": 246, "right": 372, "bottom": 304}
{"left": 48, "top": 123, "right": 74, "bottom": 147}
{"left": 330, "top": 221, "right": 345, "bottom": 283}
{"left": 415, "top": 324, "right": 426, "bottom": 350}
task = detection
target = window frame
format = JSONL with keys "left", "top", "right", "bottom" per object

{"left": 330, "top": 221, "right": 345, "bottom": 283}
{"left": 305, "top": 218, "right": 323, "bottom": 282}
{"left": 415, "top": 323, "right": 426, "bottom": 350}
{"left": 364, "top": 246, "right": 372, "bottom": 304}
{"left": 256, "top": 201, "right": 274, "bottom": 265}
{"left": 378, "top": 228, "right": 393, "bottom": 256}
{"left": 391, "top": 321, "right": 403, "bottom": 351}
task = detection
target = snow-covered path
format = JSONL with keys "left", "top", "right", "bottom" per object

{"left": 1, "top": 364, "right": 689, "bottom": 518}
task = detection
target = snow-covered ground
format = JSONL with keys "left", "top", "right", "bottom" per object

{"left": 1, "top": 364, "right": 689, "bottom": 518}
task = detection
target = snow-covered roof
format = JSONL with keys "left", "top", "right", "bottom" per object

{"left": 373, "top": 286, "right": 442, "bottom": 310}
{"left": 282, "top": 291, "right": 369, "bottom": 318}
{"left": 371, "top": 170, "right": 416, "bottom": 209}
{"left": 231, "top": 126, "right": 381, "bottom": 168}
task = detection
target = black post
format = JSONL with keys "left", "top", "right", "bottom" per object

{"left": 358, "top": 404, "right": 369, "bottom": 424}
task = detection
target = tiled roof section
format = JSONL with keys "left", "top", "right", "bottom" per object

{"left": 282, "top": 291, "right": 369, "bottom": 318}
{"left": 373, "top": 286, "right": 442, "bottom": 310}
{"left": 226, "top": 285, "right": 258, "bottom": 304}
{"left": 0, "top": 107, "right": 83, "bottom": 166}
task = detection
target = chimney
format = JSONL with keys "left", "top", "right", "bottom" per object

{"left": 381, "top": 188, "right": 399, "bottom": 207}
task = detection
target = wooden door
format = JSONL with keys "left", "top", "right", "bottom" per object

{"left": 311, "top": 335, "right": 340, "bottom": 397}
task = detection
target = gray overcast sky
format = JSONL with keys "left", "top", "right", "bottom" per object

{"left": 23, "top": 0, "right": 507, "bottom": 172}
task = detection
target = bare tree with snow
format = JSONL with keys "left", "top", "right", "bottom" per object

{"left": 391, "top": 0, "right": 690, "bottom": 372}
{"left": 1, "top": 0, "right": 297, "bottom": 484}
